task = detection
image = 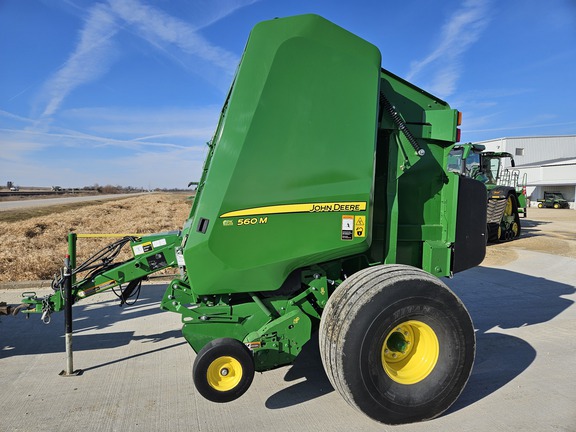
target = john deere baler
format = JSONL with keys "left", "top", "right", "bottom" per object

{"left": 8, "top": 14, "right": 486, "bottom": 425}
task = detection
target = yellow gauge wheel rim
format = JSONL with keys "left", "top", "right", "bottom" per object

{"left": 206, "top": 356, "right": 243, "bottom": 392}
{"left": 381, "top": 320, "right": 439, "bottom": 385}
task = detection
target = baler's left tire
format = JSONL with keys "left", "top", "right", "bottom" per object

{"left": 193, "top": 338, "right": 255, "bottom": 403}
{"left": 319, "top": 264, "right": 475, "bottom": 425}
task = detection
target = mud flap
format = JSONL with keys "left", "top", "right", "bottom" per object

{"left": 453, "top": 176, "right": 487, "bottom": 273}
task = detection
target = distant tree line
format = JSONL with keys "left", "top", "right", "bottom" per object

{"left": 2, "top": 182, "right": 191, "bottom": 193}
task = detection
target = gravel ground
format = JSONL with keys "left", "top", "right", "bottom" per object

{"left": 483, "top": 207, "right": 576, "bottom": 266}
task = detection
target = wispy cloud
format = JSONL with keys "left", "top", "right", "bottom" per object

{"left": 61, "top": 105, "right": 220, "bottom": 140}
{"left": 0, "top": 129, "right": 51, "bottom": 162}
{"left": 0, "top": 115, "right": 210, "bottom": 187}
{"left": 407, "top": 0, "right": 491, "bottom": 98}
{"left": 2, "top": 106, "right": 216, "bottom": 154}
{"left": 36, "top": 0, "right": 257, "bottom": 121}
{"left": 108, "top": 0, "right": 246, "bottom": 74}
{"left": 183, "top": 0, "right": 261, "bottom": 30}
{"left": 0, "top": 129, "right": 205, "bottom": 188}
{"left": 1, "top": 126, "right": 189, "bottom": 154}
{"left": 38, "top": 3, "right": 119, "bottom": 119}
{"left": 0, "top": 109, "right": 37, "bottom": 125}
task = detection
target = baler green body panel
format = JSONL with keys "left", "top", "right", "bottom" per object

{"left": 373, "top": 70, "right": 462, "bottom": 276}
{"left": 182, "top": 15, "right": 382, "bottom": 295}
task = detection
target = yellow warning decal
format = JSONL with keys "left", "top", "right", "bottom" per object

{"left": 132, "top": 241, "right": 153, "bottom": 256}
{"left": 354, "top": 215, "right": 366, "bottom": 238}
{"left": 220, "top": 201, "right": 367, "bottom": 218}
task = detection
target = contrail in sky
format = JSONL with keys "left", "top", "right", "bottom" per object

{"left": 40, "top": 3, "right": 118, "bottom": 118}
{"left": 407, "top": 0, "right": 491, "bottom": 98}
{"left": 38, "top": 0, "right": 257, "bottom": 120}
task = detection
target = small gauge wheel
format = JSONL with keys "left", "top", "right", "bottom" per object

{"left": 193, "top": 338, "right": 255, "bottom": 403}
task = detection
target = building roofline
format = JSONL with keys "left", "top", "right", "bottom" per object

{"left": 528, "top": 180, "right": 576, "bottom": 186}
{"left": 516, "top": 157, "right": 576, "bottom": 168}
{"left": 474, "top": 134, "right": 576, "bottom": 144}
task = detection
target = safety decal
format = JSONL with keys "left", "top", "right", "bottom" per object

{"left": 342, "top": 215, "right": 354, "bottom": 240}
{"left": 132, "top": 241, "right": 153, "bottom": 256}
{"left": 152, "top": 238, "right": 167, "bottom": 248}
{"left": 354, "top": 215, "right": 366, "bottom": 238}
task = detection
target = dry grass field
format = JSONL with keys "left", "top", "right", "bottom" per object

{"left": 0, "top": 193, "right": 191, "bottom": 282}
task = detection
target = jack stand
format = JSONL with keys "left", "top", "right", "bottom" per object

{"left": 59, "top": 254, "right": 82, "bottom": 377}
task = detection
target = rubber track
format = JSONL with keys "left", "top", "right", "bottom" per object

{"left": 486, "top": 198, "right": 507, "bottom": 224}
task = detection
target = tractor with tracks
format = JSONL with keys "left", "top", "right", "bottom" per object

{"left": 2, "top": 15, "right": 487, "bottom": 425}
{"left": 449, "top": 143, "right": 527, "bottom": 242}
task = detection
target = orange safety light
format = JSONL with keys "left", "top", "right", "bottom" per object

{"left": 455, "top": 111, "right": 462, "bottom": 142}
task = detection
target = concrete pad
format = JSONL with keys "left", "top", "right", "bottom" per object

{"left": 1, "top": 248, "right": 575, "bottom": 431}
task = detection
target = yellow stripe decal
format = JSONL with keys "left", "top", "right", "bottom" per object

{"left": 220, "top": 201, "right": 367, "bottom": 218}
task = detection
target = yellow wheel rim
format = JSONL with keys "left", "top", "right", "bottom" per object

{"left": 511, "top": 222, "right": 519, "bottom": 236}
{"left": 206, "top": 356, "right": 243, "bottom": 392}
{"left": 381, "top": 320, "right": 439, "bottom": 385}
{"left": 504, "top": 196, "right": 513, "bottom": 216}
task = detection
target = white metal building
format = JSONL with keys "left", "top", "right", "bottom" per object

{"left": 475, "top": 135, "right": 576, "bottom": 209}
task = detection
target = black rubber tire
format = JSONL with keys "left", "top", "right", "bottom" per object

{"left": 319, "top": 264, "right": 475, "bottom": 425}
{"left": 537, "top": 203, "right": 543, "bottom": 208}
{"left": 193, "top": 338, "right": 255, "bottom": 403}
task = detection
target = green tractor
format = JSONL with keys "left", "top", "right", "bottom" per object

{"left": 3, "top": 15, "right": 487, "bottom": 425}
{"left": 449, "top": 143, "right": 527, "bottom": 242}
{"left": 537, "top": 192, "right": 569, "bottom": 209}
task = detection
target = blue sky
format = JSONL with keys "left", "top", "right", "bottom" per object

{"left": 1, "top": 0, "right": 575, "bottom": 189}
